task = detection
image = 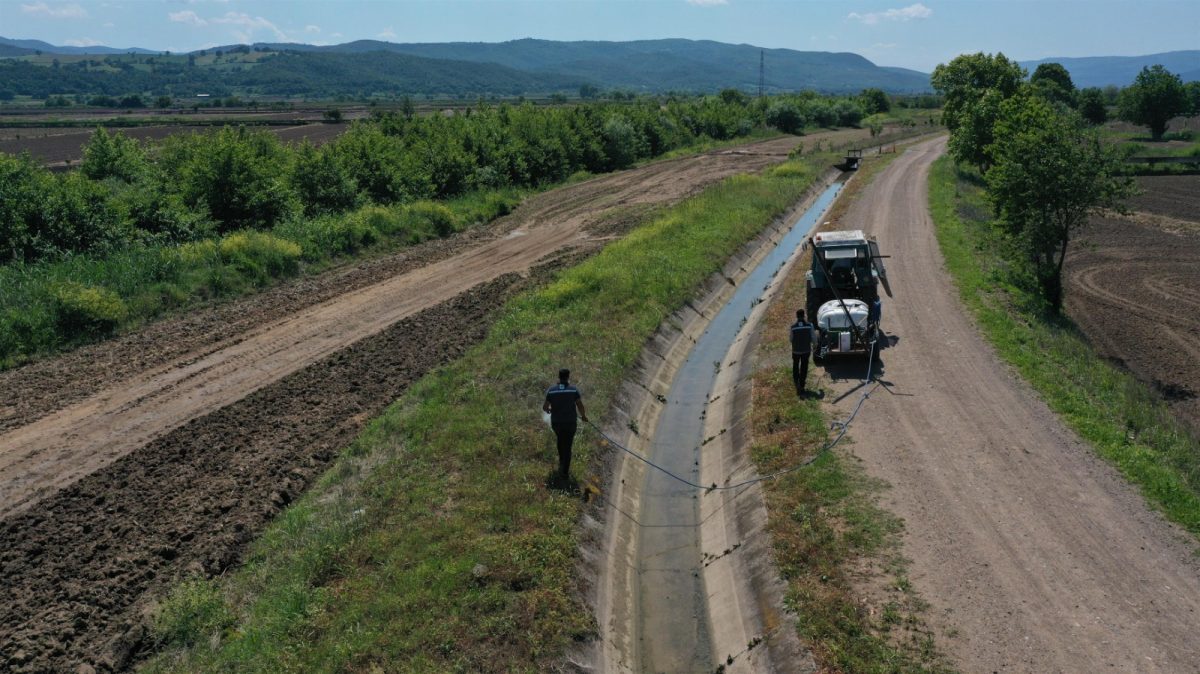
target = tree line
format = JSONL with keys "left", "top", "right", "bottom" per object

{"left": 931, "top": 54, "right": 1159, "bottom": 312}
{"left": 0, "top": 93, "right": 874, "bottom": 265}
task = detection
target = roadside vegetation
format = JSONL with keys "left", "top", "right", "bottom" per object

{"left": 749, "top": 151, "right": 953, "bottom": 673}
{"left": 929, "top": 156, "right": 1200, "bottom": 534}
{"left": 140, "top": 148, "right": 844, "bottom": 672}
{"left": 0, "top": 93, "right": 880, "bottom": 368}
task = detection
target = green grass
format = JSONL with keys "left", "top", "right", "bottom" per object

{"left": 746, "top": 150, "right": 953, "bottom": 673}
{"left": 141, "top": 154, "right": 832, "bottom": 673}
{"left": 929, "top": 155, "right": 1200, "bottom": 535}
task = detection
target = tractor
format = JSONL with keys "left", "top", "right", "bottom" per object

{"left": 804, "top": 228, "right": 892, "bottom": 362}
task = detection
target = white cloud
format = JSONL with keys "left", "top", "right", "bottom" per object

{"left": 21, "top": 2, "right": 88, "bottom": 19}
{"left": 872, "top": 42, "right": 898, "bottom": 49}
{"left": 65, "top": 36, "right": 101, "bottom": 46}
{"left": 211, "top": 11, "right": 288, "bottom": 41}
{"left": 848, "top": 3, "right": 932, "bottom": 25}
{"left": 305, "top": 24, "right": 321, "bottom": 33}
{"left": 686, "top": 0, "right": 728, "bottom": 5}
{"left": 168, "top": 10, "right": 207, "bottom": 26}
{"left": 377, "top": 27, "right": 397, "bottom": 40}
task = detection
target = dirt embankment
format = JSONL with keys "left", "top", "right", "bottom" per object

{"left": 821, "top": 138, "right": 1200, "bottom": 673}
{"left": 1067, "top": 175, "right": 1200, "bottom": 434}
{"left": 0, "top": 132, "right": 865, "bottom": 674}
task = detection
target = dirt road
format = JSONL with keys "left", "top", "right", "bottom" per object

{"left": 823, "top": 137, "right": 1200, "bottom": 672}
{"left": 0, "top": 131, "right": 879, "bottom": 673}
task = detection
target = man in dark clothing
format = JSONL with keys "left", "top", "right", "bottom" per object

{"left": 543, "top": 368, "right": 588, "bottom": 482}
{"left": 790, "top": 310, "right": 814, "bottom": 395}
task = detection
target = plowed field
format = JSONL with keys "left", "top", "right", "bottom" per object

{"left": 1066, "top": 175, "right": 1200, "bottom": 433}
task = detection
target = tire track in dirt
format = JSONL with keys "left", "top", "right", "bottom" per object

{"left": 1066, "top": 197, "right": 1200, "bottom": 430}
{"left": 823, "top": 138, "right": 1200, "bottom": 673}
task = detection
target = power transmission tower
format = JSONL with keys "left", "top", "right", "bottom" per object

{"left": 758, "top": 50, "right": 765, "bottom": 98}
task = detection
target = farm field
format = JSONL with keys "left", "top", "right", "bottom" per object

{"left": 0, "top": 120, "right": 350, "bottom": 167}
{"left": 0, "top": 130, "right": 881, "bottom": 674}
{"left": 1066, "top": 175, "right": 1200, "bottom": 433}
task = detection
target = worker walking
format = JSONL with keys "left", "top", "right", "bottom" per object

{"left": 544, "top": 368, "right": 588, "bottom": 484}
{"left": 790, "top": 310, "right": 814, "bottom": 395}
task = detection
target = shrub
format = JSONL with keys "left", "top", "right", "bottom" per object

{"left": 403, "top": 201, "right": 458, "bottom": 238}
{"left": 50, "top": 281, "right": 128, "bottom": 338}
{"left": 153, "top": 577, "right": 234, "bottom": 648}
{"left": 218, "top": 231, "right": 302, "bottom": 279}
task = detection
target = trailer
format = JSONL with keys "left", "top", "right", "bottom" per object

{"left": 805, "top": 228, "right": 892, "bottom": 362}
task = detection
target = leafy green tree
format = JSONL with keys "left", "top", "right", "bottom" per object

{"left": 1077, "top": 87, "right": 1108, "bottom": 125}
{"left": 1118, "top": 65, "right": 1187, "bottom": 140}
{"left": 765, "top": 101, "right": 805, "bottom": 134}
{"left": 834, "top": 99, "right": 864, "bottom": 127}
{"left": 601, "top": 115, "right": 645, "bottom": 170}
{"left": 931, "top": 52, "right": 1025, "bottom": 134}
{"left": 1029, "top": 62, "right": 1076, "bottom": 106}
{"left": 859, "top": 88, "right": 891, "bottom": 115}
{"left": 81, "top": 128, "right": 146, "bottom": 182}
{"left": 718, "top": 88, "right": 749, "bottom": 106}
{"left": 0, "top": 153, "right": 50, "bottom": 261}
{"left": 289, "top": 142, "right": 360, "bottom": 216}
{"left": 165, "top": 127, "right": 298, "bottom": 232}
{"left": 986, "top": 94, "right": 1133, "bottom": 311}
{"left": 1184, "top": 81, "right": 1200, "bottom": 116}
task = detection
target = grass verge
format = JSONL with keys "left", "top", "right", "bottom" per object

{"left": 747, "top": 149, "right": 953, "bottom": 673}
{"left": 929, "top": 155, "right": 1200, "bottom": 534}
{"left": 141, "top": 153, "right": 835, "bottom": 673}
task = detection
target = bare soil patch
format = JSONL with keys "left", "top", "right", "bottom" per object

{"left": 1067, "top": 175, "right": 1200, "bottom": 434}
{"left": 0, "top": 274, "right": 522, "bottom": 674}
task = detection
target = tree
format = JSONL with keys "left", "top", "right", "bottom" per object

{"left": 765, "top": 101, "right": 805, "bottom": 134}
{"left": 986, "top": 95, "right": 1133, "bottom": 311}
{"left": 931, "top": 52, "right": 1026, "bottom": 172}
{"left": 1184, "top": 81, "right": 1200, "bottom": 116}
{"left": 718, "top": 88, "right": 749, "bottom": 106}
{"left": 1077, "top": 87, "right": 1107, "bottom": 125}
{"left": 323, "top": 108, "right": 343, "bottom": 123}
{"left": 1030, "top": 62, "right": 1076, "bottom": 107}
{"left": 931, "top": 52, "right": 1025, "bottom": 133}
{"left": 289, "top": 142, "right": 359, "bottom": 216}
{"left": 1118, "top": 65, "right": 1187, "bottom": 140}
{"left": 81, "top": 128, "right": 146, "bottom": 182}
{"left": 859, "top": 87, "right": 891, "bottom": 115}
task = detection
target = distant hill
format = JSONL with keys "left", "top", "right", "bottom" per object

{"left": 259, "top": 38, "right": 932, "bottom": 93}
{"left": 0, "top": 50, "right": 582, "bottom": 99}
{"left": 0, "top": 36, "right": 931, "bottom": 95}
{"left": 0, "top": 36, "right": 157, "bottom": 56}
{"left": 1020, "top": 50, "right": 1200, "bottom": 88}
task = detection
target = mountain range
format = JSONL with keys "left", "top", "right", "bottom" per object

{"left": 1019, "top": 50, "right": 1200, "bottom": 88}
{"left": 0, "top": 36, "right": 929, "bottom": 95}
{"left": 2, "top": 35, "right": 1197, "bottom": 97}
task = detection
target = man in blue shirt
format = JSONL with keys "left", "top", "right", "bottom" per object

{"left": 790, "top": 310, "right": 814, "bottom": 395}
{"left": 543, "top": 368, "right": 588, "bottom": 482}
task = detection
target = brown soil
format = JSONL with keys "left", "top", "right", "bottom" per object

{"left": 0, "top": 132, "right": 855, "bottom": 673}
{"left": 821, "top": 138, "right": 1200, "bottom": 673}
{"left": 1067, "top": 175, "right": 1200, "bottom": 433}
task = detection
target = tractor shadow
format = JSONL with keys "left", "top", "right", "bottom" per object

{"left": 819, "top": 329, "right": 905, "bottom": 403}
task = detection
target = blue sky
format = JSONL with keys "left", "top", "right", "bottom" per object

{"left": 1, "top": 0, "right": 1197, "bottom": 72}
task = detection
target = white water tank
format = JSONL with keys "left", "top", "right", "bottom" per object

{"left": 817, "top": 299, "right": 869, "bottom": 331}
